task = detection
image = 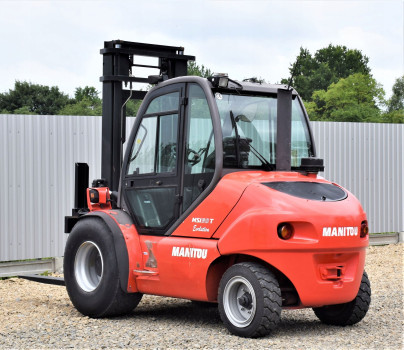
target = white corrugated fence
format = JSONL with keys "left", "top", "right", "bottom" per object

{"left": 311, "top": 122, "right": 403, "bottom": 235}
{"left": 0, "top": 114, "right": 403, "bottom": 261}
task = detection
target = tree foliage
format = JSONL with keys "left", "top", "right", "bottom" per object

{"left": 283, "top": 45, "right": 371, "bottom": 101}
{"left": 305, "top": 73, "right": 385, "bottom": 122}
{"left": 0, "top": 62, "right": 214, "bottom": 117}
{"left": 0, "top": 81, "right": 70, "bottom": 115}
{"left": 58, "top": 97, "right": 102, "bottom": 116}
{"left": 74, "top": 86, "right": 100, "bottom": 104}
{"left": 1, "top": 62, "right": 401, "bottom": 124}
{"left": 187, "top": 61, "right": 213, "bottom": 78}
{"left": 387, "top": 76, "right": 404, "bottom": 112}
{"left": 125, "top": 99, "right": 142, "bottom": 117}
{"left": 382, "top": 76, "right": 404, "bottom": 123}
{"left": 59, "top": 86, "right": 102, "bottom": 116}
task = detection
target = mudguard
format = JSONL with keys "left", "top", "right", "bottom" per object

{"left": 82, "top": 210, "right": 141, "bottom": 293}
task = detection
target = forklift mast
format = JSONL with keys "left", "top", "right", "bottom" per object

{"left": 100, "top": 40, "right": 195, "bottom": 191}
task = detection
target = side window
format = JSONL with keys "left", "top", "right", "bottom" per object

{"left": 182, "top": 84, "right": 215, "bottom": 212}
{"left": 127, "top": 92, "right": 180, "bottom": 175}
{"left": 125, "top": 91, "right": 180, "bottom": 230}
{"left": 291, "top": 100, "right": 313, "bottom": 167}
{"left": 157, "top": 114, "right": 178, "bottom": 173}
{"left": 146, "top": 92, "right": 179, "bottom": 114}
{"left": 127, "top": 117, "right": 157, "bottom": 175}
{"left": 126, "top": 187, "right": 177, "bottom": 228}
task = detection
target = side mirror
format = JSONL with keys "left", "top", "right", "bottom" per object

{"left": 148, "top": 75, "right": 164, "bottom": 84}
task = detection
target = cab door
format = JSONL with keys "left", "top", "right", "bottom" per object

{"left": 122, "top": 81, "right": 221, "bottom": 298}
{"left": 123, "top": 84, "right": 185, "bottom": 234}
{"left": 181, "top": 83, "right": 216, "bottom": 214}
{"left": 122, "top": 81, "right": 221, "bottom": 299}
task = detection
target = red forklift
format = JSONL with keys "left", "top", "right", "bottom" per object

{"left": 61, "top": 40, "right": 370, "bottom": 338}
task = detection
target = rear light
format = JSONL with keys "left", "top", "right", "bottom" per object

{"left": 360, "top": 220, "right": 369, "bottom": 238}
{"left": 89, "top": 189, "right": 100, "bottom": 203}
{"left": 277, "top": 223, "right": 294, "bottom": 240}
{"left": 86, "top": 187, "right": 112, "bottom": 211}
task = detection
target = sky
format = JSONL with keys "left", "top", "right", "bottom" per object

{"left": 0, "top": 0, "right": 402, "bottom": 99}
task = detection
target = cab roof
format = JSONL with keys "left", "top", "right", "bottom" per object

{"left": 153, "top": 75, "right": 299, "bottom": 96}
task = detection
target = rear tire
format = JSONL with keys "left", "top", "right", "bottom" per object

{"left": 313, "top": 271, "right": 371, "bottom": 326}
{"left": 218, "top": 262, "right": 281, "bottom": 338}
{"left": 64, "top": 217, "right": 142, "bottom": 317}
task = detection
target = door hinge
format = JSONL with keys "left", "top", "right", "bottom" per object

{"left": 176, "top": 194, "right": 183, "bottom": 204}
{"left": 181, "top": 97, "right": 188, "bottom": 106}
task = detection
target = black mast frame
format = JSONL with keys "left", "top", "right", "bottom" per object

{"left": 100, "top": 40, "right": 195, "bottom": 191}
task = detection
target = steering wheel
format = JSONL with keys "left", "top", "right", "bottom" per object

{"left": 187, "top": 148, "right": 201, "bottom": 166}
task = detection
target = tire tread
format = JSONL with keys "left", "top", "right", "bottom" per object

{"left": 219, "top": 262, "right": 281, "bottom": 338}
{"left": 64, "top": 217, "right": 142, "bottom": 318}
{"left": 313, "top": 271, "right": 371, "bottom": 326}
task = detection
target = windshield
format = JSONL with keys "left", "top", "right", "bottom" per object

{"left": 214, "top": 92, "right": 314, "bottom": 169}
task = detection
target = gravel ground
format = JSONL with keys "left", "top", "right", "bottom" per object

{"left": 0, "top": 244, "right": 402, "bottom": 349}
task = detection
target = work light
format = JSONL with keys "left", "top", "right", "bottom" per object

{"left": 208, "top": 74, "right": 229, "bottom": 88}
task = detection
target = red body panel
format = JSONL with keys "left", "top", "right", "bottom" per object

{"left": 173, "top": 176, "right": 248, "bottom": 238}
{"left": 212, "top": 172, "right": 368, "bottom": 306}
{"left": 135, "top": 236, "right": 220, "bottom": 300}
{"left": 90, "top": 171, "right": 368, "bottom": 308}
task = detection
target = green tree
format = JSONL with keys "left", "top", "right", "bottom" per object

{"left": 381, "top": 76, "right": 404, "bottom": 123}
{"left": 74, "top": 86, "right": 100, "bottom": 104}
{"left": 381, "top": 110, "right": 404, "bottom": 123}
{"left": 283, "top": 45, "right": 370, "bottom": 101}
{"left": 59, "top": 86, "right": 102, "bottom": 116}
{"left": 187, "top": 61, "right": 213, "bottom": 78}
{"left": 58, "top": 98, "right": 102, "bottom": 116}
{"left": 0, "top": 81, "right": 69, "bottom": 115}
{"left": 315, "top": 44, "right": 370, "bottom": 79}
{"left": 125, "top": 100, "right": 142, "bottom": 117}
{"left": 387, "top": 76, "right": 404, "bottom": 112}
{"left": 306, "top": 73, "right": 385, "bottom": 122}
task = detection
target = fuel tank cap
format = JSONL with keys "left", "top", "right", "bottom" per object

{"left": 262, "top": 181, "right": 347, "bottom": 201}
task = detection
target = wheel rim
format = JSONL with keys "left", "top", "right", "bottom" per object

{"left": 74, "top": 241, "right": 104, "bottom": 292}
{"left": 223, "top": 276, "right": 256, "bottom": 328}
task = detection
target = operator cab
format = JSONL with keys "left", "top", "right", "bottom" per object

{"left": 213, "top": 81, "right": 315, "bottom": 171}
{"left": 120, "top": 75, "right": 319, "bottom": 236}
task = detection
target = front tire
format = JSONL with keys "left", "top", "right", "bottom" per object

{"left": 218, "top": 262, "right": 282, "bottom": 338}
{"left": 64, "top": 217, "right": 142, "bottom": 317}
{"left": 313, "top": 271, "right": 371, "bottom": 326}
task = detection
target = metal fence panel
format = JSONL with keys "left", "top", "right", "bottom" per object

{"left": 0, "top": 115, "right": 402, "bottom": 261}
{"left": 0, "top": 115, "right": 101, "bottom": 261}
{"left": 311, "top": 122, "right": 404, "bottom": 234}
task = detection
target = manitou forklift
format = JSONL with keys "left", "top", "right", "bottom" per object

{"left": 63, "top": 40, "right": 371, "bottom": 338}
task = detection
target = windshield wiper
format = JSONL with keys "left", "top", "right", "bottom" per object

{"left": 230, "top": 110, "right": 274, "bottom": 171}
{"left": 239, "top": 138, "right": 274, "bottom": 171}
{"left": 230, "top": 111, "right": 242, "bottom": 167}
